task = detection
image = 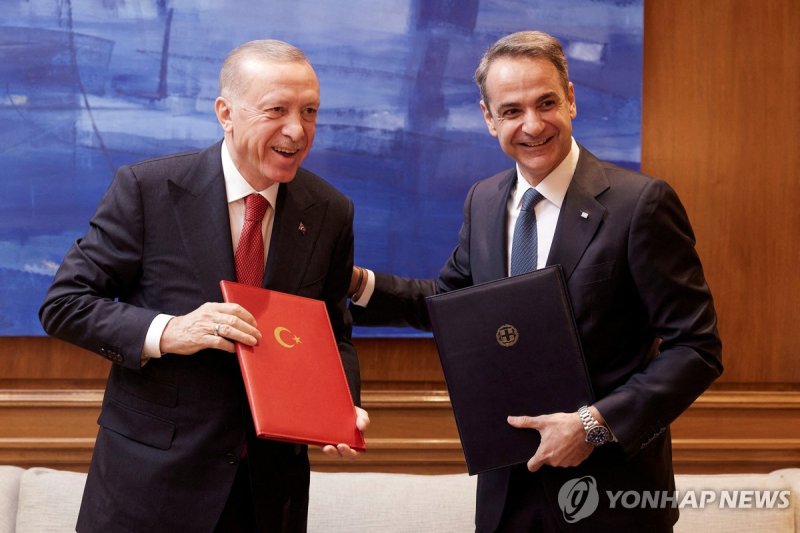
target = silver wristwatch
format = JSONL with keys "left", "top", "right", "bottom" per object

{"left": 578, "top": 405, "right": 610, "bottom": 447}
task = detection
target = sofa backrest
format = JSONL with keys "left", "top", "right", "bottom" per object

{"left": 1, "top": 466, "right": 798, "bottom": 533}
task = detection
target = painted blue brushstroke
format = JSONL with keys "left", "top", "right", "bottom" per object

{"left": 0, "top": 0, "right": 643, "bottom": 336}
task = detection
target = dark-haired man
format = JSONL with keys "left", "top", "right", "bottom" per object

{"left": 351, "top": 30, "right": 721, "bottom": 532}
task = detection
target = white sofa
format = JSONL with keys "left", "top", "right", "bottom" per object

{"left": 2, "top": 466, "right": 799, "bottom": 532}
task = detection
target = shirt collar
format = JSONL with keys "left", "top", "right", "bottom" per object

{"left": 221, "top": 140, "right": 280, "bottom": 206}
{"left": 513, "top": 137, "right": 580, "bottom": 209}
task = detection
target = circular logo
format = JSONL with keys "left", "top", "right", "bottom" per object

{"left": 558, "top": 475, "right": 600, "bottom": 523}
{"left": 496, "top": 324, "right": 519, "bottom": 347}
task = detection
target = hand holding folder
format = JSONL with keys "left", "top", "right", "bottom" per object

{"left": 321, "top": 407, "right": 370, "bottom": 458}
{"left": 425, "top": 266, "right": 592, "bottom": 474}
{"left": 220, "top": 281, "right": 367, "bottom": 452}
{"left": 506, "top": 410, "right": 594, "bottom": 472}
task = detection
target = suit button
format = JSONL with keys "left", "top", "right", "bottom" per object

{"left": 224, "top": 453, "right": 238, "bottom": 465}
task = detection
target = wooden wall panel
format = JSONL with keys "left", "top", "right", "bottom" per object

{"left": 642, "top": 0, "right": 800, "bottom": 387}
{"left": 0, "top": 337, "right": 108, "bottom": 389}
{"left": 3, "top": 388, "right": 799, "bottom": 474}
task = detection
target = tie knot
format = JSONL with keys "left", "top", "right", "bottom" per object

{"left": 244, "top": 194, "right": 269, "bottom": 222}
{"left": 520, "top": 188, "right": 544, "bottom": 211}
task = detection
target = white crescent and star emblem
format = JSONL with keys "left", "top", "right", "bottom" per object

{"left": 273, "top": 326, "right": 302, "bottom": 349}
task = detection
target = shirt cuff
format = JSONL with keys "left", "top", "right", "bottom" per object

{"left": 141, "top": 313, "right": 175, "bottom": 364}
{"left": 350, "top": 269, "right": 375, "bottom": 307}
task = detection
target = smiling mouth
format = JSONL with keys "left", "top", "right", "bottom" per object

{"left": 520, "top": 136, "right": 552, "bottom": 148}
{"left": 273, "top": 146, "right": 301, "bottom": 158}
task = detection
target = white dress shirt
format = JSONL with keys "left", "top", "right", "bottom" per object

{"left": 353, "top": 138, "right": 581, "bottom": 306}
{"left": 141, "top": 141, "right": 279, "bottom": 360}
{"left": 505, "top": 137, "right": 580, "bottom": 274}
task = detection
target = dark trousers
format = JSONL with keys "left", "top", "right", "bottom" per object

{"left": 491, "top": 466, "right": 562, "bottom": 533}
{"left": 487, "top": 465, "right": 675, "bottom": 533}
{"left": 214, "top": 454, "right": 310, "bottom": 533}
{"left": 214, "top": 459, "right": 258, "bottom": 533}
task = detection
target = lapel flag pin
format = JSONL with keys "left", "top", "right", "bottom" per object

{"left": 298, "top": 222, "right": 307, "bottom": 235}
{"left": 580, "top": 211, "right": 589, "bottom": 219}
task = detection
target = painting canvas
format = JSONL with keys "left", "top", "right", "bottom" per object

{"left": 0, "top": 0, "right": 642, "bottom": 336}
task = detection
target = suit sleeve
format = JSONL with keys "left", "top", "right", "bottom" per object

{"left": 39, "top": 166, "right": 157, "bottom": 370}
{"left": 322, "top": 198, "right": 362, "bottom": 405}
{"left": 594, "top": 179, "right": 723, "bottom": 456}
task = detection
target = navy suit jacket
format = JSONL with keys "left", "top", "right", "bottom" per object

{"left": 40, "top": 141, "right": 359, "bottom": 532}
{"left": 354, "top": 146, "right": 722, "bottom": 531}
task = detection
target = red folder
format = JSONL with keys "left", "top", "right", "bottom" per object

{"left": 219, "top": 280, "right": 365, "bottom": 451}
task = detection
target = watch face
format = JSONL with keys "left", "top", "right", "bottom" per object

{"left": 586, "top": 426, "right": 610, "bottom": 446}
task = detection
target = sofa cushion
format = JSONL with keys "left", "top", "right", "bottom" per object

{"left": 15, "top": 467, "right": 86, "bottom": 533}
{"left": 309, "top": 471, "right": 477, "bottom": 532}
{"left": 0, "top": 466, "right": 24, "bottom": 533}
{"left": 675, "top": 472, "right": 794, "bottom": 532}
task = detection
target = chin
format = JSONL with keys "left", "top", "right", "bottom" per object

{"left": 271, "top": 172, "right": 300, "bottom": 184}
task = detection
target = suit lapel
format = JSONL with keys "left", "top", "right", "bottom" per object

{"left": 546, "top": 146, "right": 609, "bottom": 281}
{"left": 264, "top": 172, "right": 328, "bottom": 293}
{"left": 168, "top": 141, "right": 235, "bottom": 302}
{"left": 484, "top": 170, "right": 516, "bottom": 280}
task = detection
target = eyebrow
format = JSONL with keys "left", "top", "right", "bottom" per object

{"left": 493, "top": 91, "right": 561, "bottom": 114}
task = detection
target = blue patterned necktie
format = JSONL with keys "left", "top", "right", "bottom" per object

{"left": 510, "top": 188, "right": 545, "bottom": 276}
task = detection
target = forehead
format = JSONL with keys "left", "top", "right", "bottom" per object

{"left": 484, "top": 56, "right": 565, "bottom": 105}
{"left": 239, "top": 58, "right": 319, "bottom": 103}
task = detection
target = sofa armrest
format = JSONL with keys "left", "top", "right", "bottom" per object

{"left": 0, "top": 466, "right": 24, "bottom": 533}
{"left": 15, "top": 467, "right": 86, "bottom": 533}
{"left": 773, "top": 468, "right": 800, "bottom": 529}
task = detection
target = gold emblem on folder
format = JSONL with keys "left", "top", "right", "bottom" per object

{"left": 274, "top": 327, "right": 301, "bottom": 349}
{"left": 496, "top": 324, "right": 519, "bottom": 347}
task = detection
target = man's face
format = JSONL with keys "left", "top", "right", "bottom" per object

{"left": 215, "top": 59, "right": 319, "bottom": 190}
{"left": 480, "top": 56, "right": 576, "bottom": 186}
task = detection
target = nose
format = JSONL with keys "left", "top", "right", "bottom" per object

{"left": 520, "top": 109, "right": 546, "bottom": 137}
{"left": 281, "top": 111, "right": 307, "bottom": 141}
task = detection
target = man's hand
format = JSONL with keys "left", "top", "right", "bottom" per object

{"left": 160, "top": 302, "right": 262, "bottom": 355}
{"left": 321, "top": 407, "right": 370, "bottom": 459}
{"left": 508, "top": 411, "right": 592, "bottom": 472}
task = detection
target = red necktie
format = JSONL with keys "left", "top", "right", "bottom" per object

{"left": 235, "top": 194, "right": 269, "bottom": 286}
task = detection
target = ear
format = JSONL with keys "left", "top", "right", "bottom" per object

{"left": 480, "top": 100, "right": 498, "bottom": 138}
{"left": 567, "top": 82, "right": 577, "bottom": 119}
{"left": 215, "top": 96, "right": 233, "bottom": 133}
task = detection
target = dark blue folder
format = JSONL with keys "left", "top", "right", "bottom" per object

{"left": 425, "top": 265, "right": 594, "bottom": 475}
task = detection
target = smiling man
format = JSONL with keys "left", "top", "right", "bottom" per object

{"left": 350, "top": 31, "right": 722, "bottom": 531}
{"left": 40, "top": 40, "right": 367, "bottom": 533}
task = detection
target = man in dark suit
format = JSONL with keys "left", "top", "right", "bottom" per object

{"left": 350, "top": 31, "right": 722, "bottom": 531}
{"left": 39, "top": 40, "right": 367, "bottom": 532}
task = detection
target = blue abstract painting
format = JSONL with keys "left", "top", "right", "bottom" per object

{"left": 0, "top": 0, "right": 642, "bottom": 336}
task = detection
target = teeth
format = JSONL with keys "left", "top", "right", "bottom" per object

{"left": 522, "top": 138, "right": 549, "bottom": 147}
{"left": 274, "top": 146, "right": 298, "bottom": 155}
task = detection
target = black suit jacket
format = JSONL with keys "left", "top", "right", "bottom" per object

{"left": 40, "top": 141, "right": 359, "bottom": 532}
{"left": 354, "top": 146, "right": 722, "bottom": 531}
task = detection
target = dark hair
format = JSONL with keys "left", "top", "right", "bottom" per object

{"left": 474, "top": 31, "right": 569, "bottom": 106}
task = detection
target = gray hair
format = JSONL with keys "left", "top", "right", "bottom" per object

{"left": 219, "top": 40, "right": 310, "bottom": 99}
{"left": 474, "top": 31, "right": 570, "bottom": 106}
